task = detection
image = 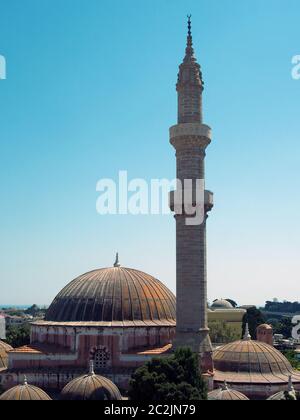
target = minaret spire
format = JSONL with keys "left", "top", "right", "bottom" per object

{"left": 177, "top": 16, "right": 204, "bottom": 124}
{"left": 185, "top": 15, "right": 194, "bottom": 59}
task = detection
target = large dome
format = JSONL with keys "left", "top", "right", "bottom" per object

{"left": 45, "top": 266, "right": 176, "bottom": 324}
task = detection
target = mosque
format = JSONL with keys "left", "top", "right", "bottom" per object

{"left": 0, "top": 18, "right": 299, "bottom": 401}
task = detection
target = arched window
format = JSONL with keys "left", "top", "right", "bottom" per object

{"left": 93, "top": 347, "right": 110, "bottom": 370}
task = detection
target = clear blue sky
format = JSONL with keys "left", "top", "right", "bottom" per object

{"left": 0, "top": 0, "right": 299, "bottom": 306}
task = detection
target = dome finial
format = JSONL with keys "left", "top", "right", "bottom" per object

{"left": 288, "top": 375, "right": 295, "bottom": 393}
{"left": 221, "top": 381, "right": 229, "bottom": 391}
{"left": 114, "top": 252, "right": 120, "bottom": 268}
{"left": 89, "top": 360, "right": 95, "bottom": 375}
{"left": 243, "top": 323, "right": 252, "bottom": 341}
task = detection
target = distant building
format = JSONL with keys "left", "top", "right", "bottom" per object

{"left": 5, "top": 315, "right": 32, "bottom": 327}
{"left": 257, "top": 324, "right": 273, "bottom": 346}
{"left": 208, "top": 299, "right": 246, "bottom": 339}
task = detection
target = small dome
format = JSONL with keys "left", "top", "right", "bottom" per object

{"left": 0, "top": 340, "right": 13, "bottom": 369}
{"left": 213, "top": 334, "right": 300, "bottom": 386}
{"left": 208, "top": 382, "right": 249, "bottom": 401}
{"left": 0, "top": 378, "right": 51, "bottom": 401}
{"left": 61, "top": 362, "right": 122, "bottom": 401}
{"left": 257, "top": 324, "right": 273, "bottom": 330}
{"left": 46, "top": 266, "right": 176, "bottom": 324}
{"left": 211, "top": 299, "right": 233, "bottom": 310}
{"left": 268, "top": 377, "right": 297, "bottom": 401}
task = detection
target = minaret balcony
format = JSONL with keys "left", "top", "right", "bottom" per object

{"left": 169, "top": 189, "right": 214, "bottom": 213}
{"left": 170, "top": 123, "right": 212, "bottom": 150}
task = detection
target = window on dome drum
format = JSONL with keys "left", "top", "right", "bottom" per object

{"left": 94, "top": 348, "right": 110, "bottom": 370}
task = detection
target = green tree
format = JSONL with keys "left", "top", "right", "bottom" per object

{"left": 6, "top": 324, "right": 30, "bottom": 348}
{"left": 242, "top": 307, "right": 265, "bottom": 339}
{"left": 271, "top": 318, "right": 293, "bottom": 338}
{"left": 128, "top": 348, "right": 207, "bottom": 401}
{"left": 209, "top": 321, "right": 240, "bottom": 344}
{"left": 283, "top": 351, "right": 300, "bottom": 371}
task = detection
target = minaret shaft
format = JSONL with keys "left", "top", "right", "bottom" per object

{"left": 170, "top": 18, "right": 213, "bottom": 371}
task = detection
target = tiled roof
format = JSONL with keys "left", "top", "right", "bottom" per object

{"left": 10, "top": 343, "right": 71, "bottom": 355}
{"left": 32, "top": 319, "right": 176, "bottom": 328}
{"left": 137, "top": 344, "right": 172, "bottom": 355}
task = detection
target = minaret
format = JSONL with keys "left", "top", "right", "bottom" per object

{"left": 169, "top": 16, "right": 214, "bottom": 372}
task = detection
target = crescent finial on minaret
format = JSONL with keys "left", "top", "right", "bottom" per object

{"left": 185, "top": 14, "right": 194, "bottom": 56}
{"left": 187, "top": 14, "right": 192, "bottom": 37}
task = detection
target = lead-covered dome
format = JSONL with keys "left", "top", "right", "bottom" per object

{"left": 213, "top": 338, "right": 300, "bottom": 385}
{"left": 0, "top": 378, "right": 51, "bottom": 401}
{"left": 208, "top": 382, "right": 249, "bottom": 401}
{"left": 211, "top": 299, "right": 233, "bottom": 310}
{"left": 45, "top": 266, "right": 176, "bottom": 324}
{"left": 61, "top": 363, "right": 122, "bottom": 401}
{"left": 0, "top": 340, "right": 13, "bottom": 369}
{"left": 267, "top": 377, "right": 298, "bottom": 400}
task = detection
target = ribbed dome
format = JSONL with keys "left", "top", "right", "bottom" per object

{"left": 268, "top": 390, "right": 297, "bottom": 400}
{"left": 0, "top": 379, "right": 51, "bottom": 401}
{"left": 208, "top": 383, "right": 249, "bottom": 400}
{"left": 257, "top": 323, "right": 273, "bottom": 330}
{"left": 213, "top": 339, "right": 300, "bottom": 385}
{"left": 211, "top": 299, "right": 233, "bottom": 310}
{"left": 0, "top": 340, "right": 13, "bottom": 369}
{"left": 267, "top": 377, "right": 298, "bottom": 400}
{"left": 46, "top": 267, "right": 176, "bottom": 324}
{"left": 61, "top": 365, "right": 122, "bottom": 401}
